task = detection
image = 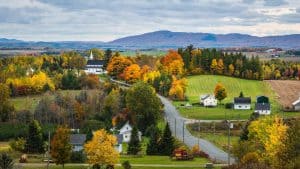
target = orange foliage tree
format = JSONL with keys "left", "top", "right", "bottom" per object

{"left": 160, "top": 50, "right": 184, "bottom": 76}
{"left": 169, "top": 76, "right": 187, "bottom": 100}
{"left": 106, "top": 56, "right": 133, "bottom": 79}
{"left": 123, "top": 64, "right": 141, "bottom": 83}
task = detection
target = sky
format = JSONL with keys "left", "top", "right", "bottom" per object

{"left": 0, "top": 0, "right": 300, "bottom": 41}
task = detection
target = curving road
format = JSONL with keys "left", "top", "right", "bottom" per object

{"left": 158, "top": 95, "right": 235, "bottom": 164}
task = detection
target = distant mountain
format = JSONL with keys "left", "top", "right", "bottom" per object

{"left": 1, "top": 31, "right": 300, "bottom": 49}
{"left": 109, "top": 30, "right": 300, "bottom": 49}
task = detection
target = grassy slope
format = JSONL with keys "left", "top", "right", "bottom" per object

{"left": 175, "top": 75, "right": 298, "bottom": 120}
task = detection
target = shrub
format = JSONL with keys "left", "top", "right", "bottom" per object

{"left": 9, "top": 138, "right": 26, "bottom": 152}
{"left": 122, "top": 161, "right": 131, "bottom": 169}
{"left": 0, "top": 153, "right": 14, "bottom": 169}
{"left": 70, "top": 151, "right": 86, "bottom": 163}
{"left": 191, "top": 145, "right": 201, "bottom": 157}
{"left": 225, "top": 103, "right": 233, "bottom": 109}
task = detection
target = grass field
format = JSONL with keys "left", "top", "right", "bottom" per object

{"left": 10, "top": 90, "right": 81, "bottom": 112}
{"left": 174, "top": 75, "right": 299, "bottom": 120}
{"left": 120, "top": 50, "right": 166, "bottom": 57}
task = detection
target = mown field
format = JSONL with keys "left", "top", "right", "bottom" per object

{"left": 174, "top": 75, "right": 299, "bottom": 120}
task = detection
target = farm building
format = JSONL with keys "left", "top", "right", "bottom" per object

{"left": 233, "top": 97, "right": 251, "bottom": 110}
{"left": 119, "top": 121, "right": 142, "bottom": 143}
{"left": 254, "top": 95, "right": 271, "bottom": 115}
{"left": 292, "top": 97, "right": 300, "bottom": 111}
{"left": 114, "top": 134, "right": 123, "bottom": 153}
{"left": 84, "top": 51, "right": 106, "bottom": 74}
{"left": 70, "top": 134, "right": 86, "bottom": 152}
{"left": 200, "top": 94, "right": 217, "bottom": 107}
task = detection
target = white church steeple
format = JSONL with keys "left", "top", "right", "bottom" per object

{"left": 89, "top": 50, "right": 94, "bottom": 60}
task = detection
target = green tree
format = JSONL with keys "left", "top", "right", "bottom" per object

{"left": 127, "top": 126, "right": 141, "bottom": 155}
{"left": 0, "top": 83, "right": 14, "bottom": 122}
{"left": 146, "top": 125, "right": 161, "bottom": 155}
{"left": 0, "top": 153, "right": 14, "bottom": 169}
{"left": 126, "top": 82, "right": 161, "bottom": 132}
{"left": 104, "top": 49, "right": 113, "bottom": 69}
{"left": 61, "top": 70, "right": 79, "bottom": 89}
{"left": 160, "top": 123, "right": 175, "bottom": 155}
{"left": 25, "top": 120, "right": 44, "bottom": 153}
{"left": 51, "top": 126, "right": 72, "bottom": 169}
{"left": 239, "top": 91, "right": 244, "bottom": 98}
{"left": 70, "top": 54, "right": 86, "bottom": 75}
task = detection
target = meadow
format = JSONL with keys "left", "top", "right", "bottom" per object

{"left": 174, "top": 75, "right": 299, "bottom": 120}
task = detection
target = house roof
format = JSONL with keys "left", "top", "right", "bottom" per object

{"left": 86, "top": 60, "right": 105, "bottom": 66}
{"left": 292, "top": 98, "right": 300, "bottom": 106}
{"left": 200, "top": 94, "right": 215, "bottom": 100}
{"left": 234, "top": 97, "right": 251, "bottom": 104}
{"left": 255, "top": 103, "right": 271, "bottom": 110}
{"left": 256, "top": 96, "right": 269, "bottom": 104}
{"left": 70, "top": 134, "right": 86, "bottom": 145}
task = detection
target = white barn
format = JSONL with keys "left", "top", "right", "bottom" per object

{"left": 254, "top": 103, "right": 271, "bottom": 115}
{"left": 233, "top": 97, "right": 251, "bottom": 110}
{"left": 119, "top": 122, "right": 142, "bottom": 143}
{"left": 292, "top": 97, "right": 300, "bottom": 111}
{"left": 200, "top": 94, "right": 217, "bottom": 107}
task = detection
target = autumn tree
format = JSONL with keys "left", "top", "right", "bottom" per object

{"left": 126, "top": 82, "right": 161, "bottom": 132}
{"left": 106, "top": 56, "right": 133, "bottom": 79}
{"left": 214, "top": 83, "right": 227, "bottom": 104}
{"left": 127, "top": 126, "right": 141, "bottom": 155}
{"left": 210, "top": 59, "right": 218, "bottom": 74}
{"left": 216, "top": 59, "right": 224, "bottom": 74}
{"left": 123, "top": 64, "right": 141, "bottom": 83}
{"left": 228, "top": 64, "right": 235, "bottom": 75}
{"left": 169, "top": 76, "right": 187, "bottom": 100}
{"left": 160, "top": 50, "right": 184, "bottom": 76}
{"left": 70, "top": 54, "right": 86, "bottom": 75}
{"left": 25, "top": 120, "right": 44, "bottom": 153}
{"left": 51, "top": 126, "right": 72, "bottom": 169}
{"left": 84, "top": 129, "right": 119, "bottom": 169}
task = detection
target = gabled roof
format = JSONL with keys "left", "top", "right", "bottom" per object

{"left": 256, "top": 95, "right": 269, "bottom": 104}
{"left": 200, "top": 94, "right": 215, "bottom": 100}
{"left": 292, "top": 98, "right": 300, "bottom": 106}
{"left": 255, "top": 103, "right": 270, "bottom": 110}
{"left": 86, "top": 60, "right": 105, "bottom": 66}
{"left": 70, "top": 134, "right": 86, "bottom": 145}
{"left": 234, "top": 97, "right": 251, "bottom": 104}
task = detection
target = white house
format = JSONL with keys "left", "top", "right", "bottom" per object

{"left": 70, "top": 134, "right": 86, "bottom": 152}
{"left": 233, "top": 97, "right": 251, "bottom": 110}
{"left": 119, "top": 122, "right": 142, "bottom": 143}
{"left": 200, "top": 94, "right": 217, "bottom": 107}
{"left": 114, "top": 134, "right": 123, "bottom": 153}
{"left": 254, "top": 103, "right": 271, "bottom": 115}
{"left": 84, "top": 51, "right": 106, "bottom": 74}
{"left": 292, "top": 97, "right": 300, "bottom": 111}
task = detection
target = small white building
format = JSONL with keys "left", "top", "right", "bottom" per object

{"left": 70, "top": 134, "right": 86, "bottom": 152}
{"left": 292, "top": 97, "right": 300, "bottom": 111}
{"left": 119, "top": 122, "right": 142, "bottom": 143}
{"left": 200, "top": 94, "right": 217, "bottom": 107}
{"left": 115, "top": 134, "right": 123, "bottom": 153}
{"left": 254, "top": 103, "right": 271, "bottom": 115}
{"left": 233, "top": 97, "right": 251, "bottom": 110}
{"left": 84, "top": 51, "right": 106, "bottom": 74}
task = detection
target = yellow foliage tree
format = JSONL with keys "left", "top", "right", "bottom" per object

{"left": 228, "top": 64, "right": 235, "bottom": 75}
{"left": 123, "top": 64, "right": 141, "bottom": 83}
{"left": 84, "top": 129, "right": 119, "bottom": 169}
{"left": 210, "top": 59, "right": 218, "bottom": 74}
{"left": 142, "top": 70, "right": 161, "bottom": 84}
{"left": 169, "top": 76, "right": 187, "bottom": 100}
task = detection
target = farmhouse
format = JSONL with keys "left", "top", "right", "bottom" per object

{"left": 70, "top": 134, "right": 86, "bottom": 152}
{"left": 292, "top": 97, "right": 300, "bottom": 111}
{"left": 119, "top": 121, "right": 142, "bottom": 143}
{"left": 200, "top": 94, "right": 217, "bottom": 107}
{"left": 233, "top": 97, "right": 251, "bottom": 110}
{"left": 254, "top": 96, "right": 271, "bottom": 115}
{"left": 115, "top": 134, "right": 123, "bottom": 153}
{"left": 84, "top": 51, "right": 106, "bottom": 74}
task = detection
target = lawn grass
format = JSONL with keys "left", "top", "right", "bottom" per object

{"left": 10, "top": 90, "right": 81, "bottom": 112}
{"left": 175, "top": 75, "right": 299, "bottom": 120}
{"left": 22, "top": 165, "right": 220, "bottom": 169}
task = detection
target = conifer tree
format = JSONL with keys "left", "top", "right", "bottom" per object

{"left": 146, "top": 126, "right": 161, "bottom": 155}
{"left": 160, "top": 123, "right": 175, "bottom": 155}
{"left": 127, "top": 126, "right": 141, "bottom": 155}
{"left": 25, "top": 120, "right": 44, "bottom": 153}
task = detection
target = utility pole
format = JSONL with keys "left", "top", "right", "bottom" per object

{"left": 227, "top": 120, "right": 233, "bottom": 166}
{"left": 198, "top": 120, "right": 200, "bottom": 146}
{"left": 182, "top": 120, "right": 185, "bottom": 143}
{"left": 174, "top": 118, "right": 177, "bottom": 137}
{"left": 47, "top": 131, "right": 50, "bottom": 169}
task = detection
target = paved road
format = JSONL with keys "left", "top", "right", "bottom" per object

{"left": 158, "top": 95, "right": 235, "bottom": 164}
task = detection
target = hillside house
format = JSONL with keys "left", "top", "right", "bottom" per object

{"left": 292, "top": 97, "right": 300, "bottom": 111}
{"left": 119, "top": 122, "right": 142, "bottom": 143}
{"left": 70, "top": 134, "right": 86, "bottom": 152}
{"left": 200, "top": 94, "right": 217, "bottom": 107}
{"left": 254, "top": 96, "right": 271, "bottom": 115}
{"left": 84, "top": 51, "right": 106, "bottom": 74}
{"left": 233, "top": 97, "right": 251, "bottom": 110}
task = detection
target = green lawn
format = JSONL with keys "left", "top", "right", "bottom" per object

{"left": 10, "top": 90, "right": 81, "bottom": 111}
{"left": 174, "top": 75, "right": 298, "bottom": 120}
{"left": 22, "top": 165, "right": 220, "bottom": 169}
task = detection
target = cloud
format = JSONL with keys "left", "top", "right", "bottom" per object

{"left": 0, "top": 0, "right": 299, "bottom": 41}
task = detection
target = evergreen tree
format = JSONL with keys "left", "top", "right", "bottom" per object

{"left": 26, "top": 120, "right": 44, "bottom": 153}
{"left": 0, "top": 153, "right": 14, "bottom": 169}
{"left": 146, "top": 125, "right": 161, "bottom": 155}
{"left": 104, "top": 49, "right": 112, "bottom": 69}
{"left": 160, "top": 123, "right": 175, "bottom": 155}
{"left": 127, "top": 126, "right": 141, "bottom": 155}
{"left": 239, "top": 91, "right": 244, "bottom": 98}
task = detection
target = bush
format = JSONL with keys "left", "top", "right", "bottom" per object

{"left": 0, "top": 153, "right": 14, "bottom": 169}
{"left": 225, "top": 103, "right": 233, "bottom": 109}
{"left": 9, "top": 138, "right": 26, "bottom": 152}
{"left": 122, "top": 161, "right": 131, "bottom": 169}
{"left": 70, "top": 151, "right": 86, "bottom": 163}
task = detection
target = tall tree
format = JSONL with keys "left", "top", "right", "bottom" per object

{"left": 127, "top": 126, "right": 141, "bottom": 155}
{"left": 104, "top": 49, "right": 112, "bottom": 69}
{"left": 210, "top": 59, "right": 218, "bottom": 74}
{"left": 214, "top": 83, "right": 227, "bottom": 104}
{"left": 126, "top": 82, "right": 161, "bottom": 132}
{"left": 160, "top": 123, "right": 175, "bottom": 156}
{"left": 0, "top": 83, "right": 14, "bottom": 122}
{"left": 51, "top": 126, "right": 72, "bottom": 169}
{"left": 84, "top": 129, "right": 119, "bottom": 169}
{"left": 146, "top": 125, "right": 161, "bottom": 155}
{"left": 26, "top": 120, "right": 44, "bottom": 153}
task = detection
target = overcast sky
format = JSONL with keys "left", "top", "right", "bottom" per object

{"left": 0, "top": 0, "right": 299, "bottom": 41}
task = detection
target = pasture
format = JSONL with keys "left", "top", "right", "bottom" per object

{"left": 174, "top": 75, "right": 299, "bottom": 120}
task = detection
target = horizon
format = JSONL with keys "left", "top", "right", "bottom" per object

{"left": 0, "top": 0, "right": 300, "bottom": 41}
